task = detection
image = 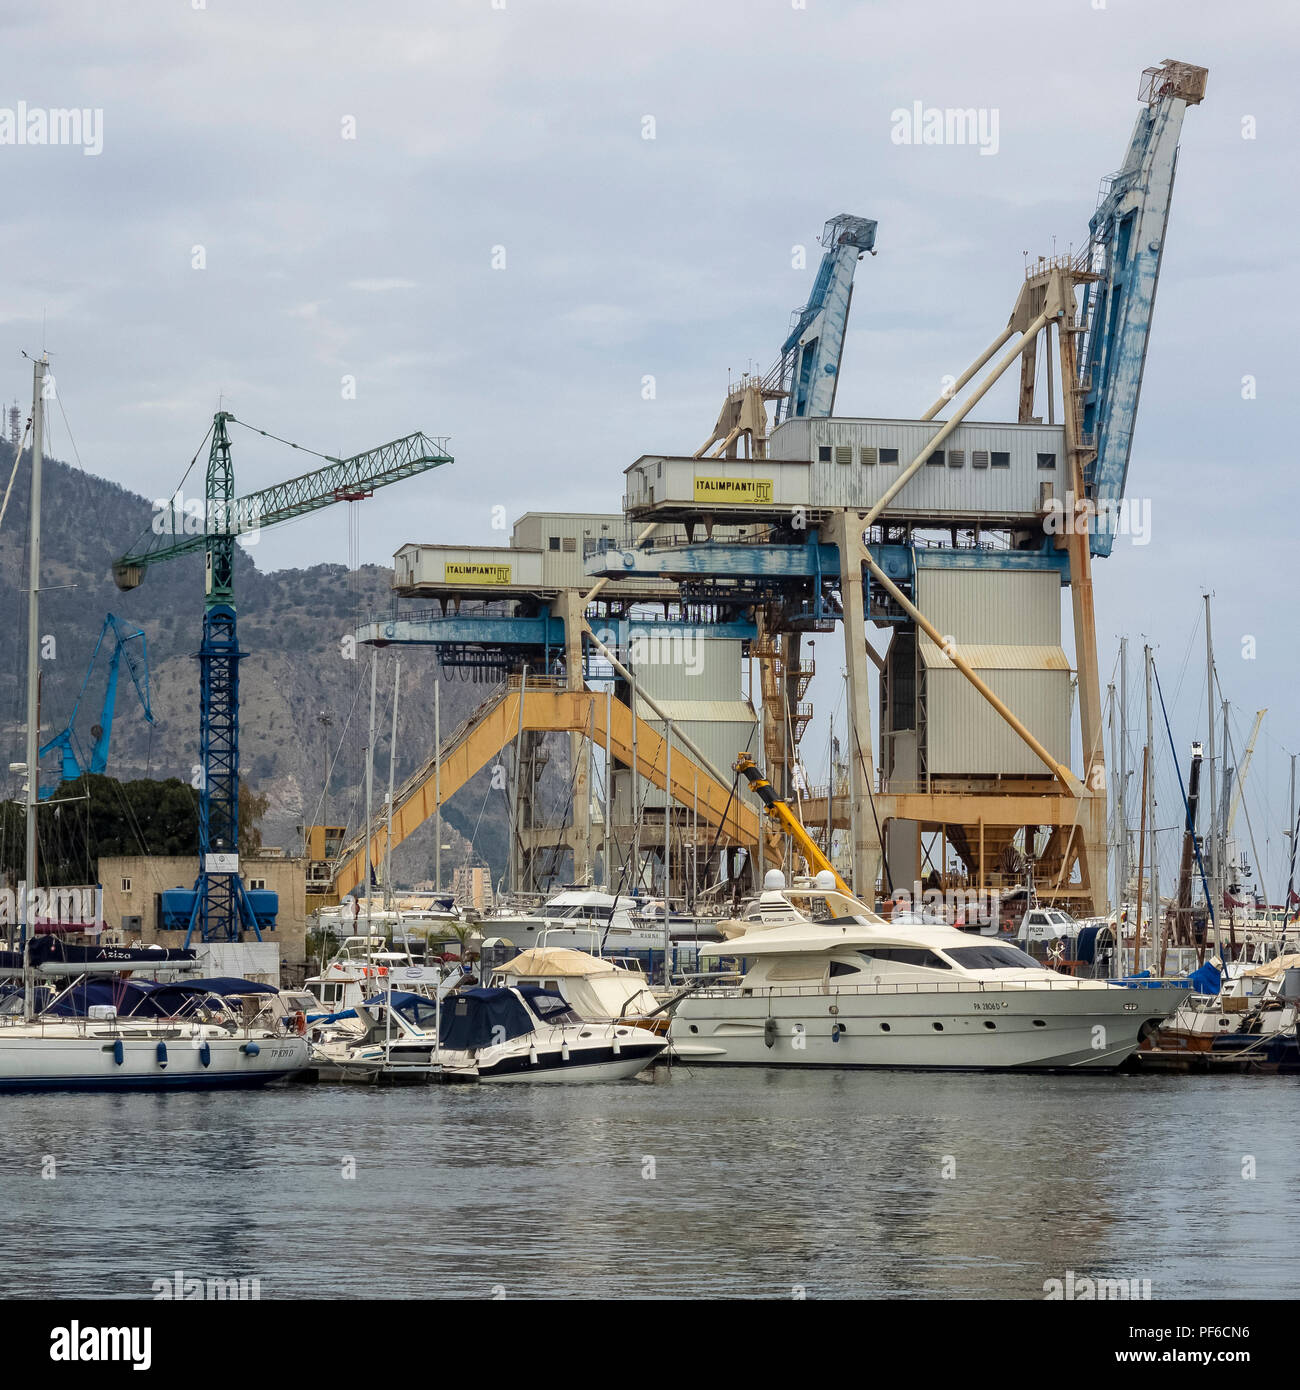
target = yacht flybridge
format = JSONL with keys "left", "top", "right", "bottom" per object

{"left": 670, "top": 873, "right": 1188, "bottom": 1071}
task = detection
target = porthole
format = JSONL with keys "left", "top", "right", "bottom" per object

{"left": 1032, "top": 1019, "right": 1046, "bottom": 1028}
{"left": 983, "top": 1020, "right": 996, "bottom": 1030}
{"left": 880, "top": 1022, "right": 891, "bottom": 1032}
{"left": 688, "top": 1024, "right": 698, "bottom": 1033}
{"left": 932, "top": 1022, "right": 944, "bottom": 1031}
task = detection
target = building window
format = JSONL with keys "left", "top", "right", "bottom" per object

{"left": 817, "top": 445, "right": 832, "bottom": 462}
{"left": 249, "top": 878, "right": 267, "bottom": 891}
{"left": 121, "top": 878, "right": 132, "bottom": 892}
{"left": 859, "top": 447, "right": 878, "bottom": 466}
{"left": 879, "top": 447, "right": 899, "bottom": 464}
{"left": 1037, "top": 452, "right": 1057, "bottom": 469}
{"left": 548, "top": 536, "right": 560, "bottom": 551}
{"left": 991, "top": 451, "right": 1011, "bottom": 469}
{"left": 972, "top": 450, "right": 989, "bottom": 469}
{"left": 927, "top": 450, "right": 945, "bottom": 467}
{"left": 947, "top": 449, "right": 965, "bottom": 468}
{"left": 834, "top": 444, "right": 853, "bottom": 465}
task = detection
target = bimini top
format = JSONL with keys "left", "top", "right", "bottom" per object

{"left": 438, "top": 987, "right": 535, "bottom": 1051}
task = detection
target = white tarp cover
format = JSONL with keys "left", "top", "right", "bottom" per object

{"left": 498, "top": 947, "right": 619, "bottom": 978}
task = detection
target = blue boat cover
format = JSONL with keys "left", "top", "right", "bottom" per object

{"left": 183, "top": 976, "right": 279, "bottom": 996}
{"left": 438, "top": 987, "right": 533, "bottom": 1051}
{"left": 1186, "top": 960, "right": 1222, "bottom": 995}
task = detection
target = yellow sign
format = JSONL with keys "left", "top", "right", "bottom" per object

{"left": 693, "top": 476, "right": 775, "bottom": 504}
{"left": 445, "top": 562, "right": 513, "bottom": 585}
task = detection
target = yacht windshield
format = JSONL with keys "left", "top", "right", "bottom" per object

{"left": 943, "top": 945, "right": 1041, "bottom": 971}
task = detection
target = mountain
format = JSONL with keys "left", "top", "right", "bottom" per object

{"left": 0, "top": 434, "right": 516, "bottom": 887}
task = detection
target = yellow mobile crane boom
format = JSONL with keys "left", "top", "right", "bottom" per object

{"left": 733, "top": 752, "right": 851, "bottom": 893}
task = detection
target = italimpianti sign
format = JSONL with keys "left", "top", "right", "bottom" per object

{"left": 692, "top": 476, "right": 774, "bottom": 504}
{"left": 444, "top": 562, "right": 513, "bottom": 584}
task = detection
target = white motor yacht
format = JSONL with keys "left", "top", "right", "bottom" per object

{"left": 670, "top": 872, "right": 1188, "bottom": 1071}
{"left": 485, "top": 888, "right": 667, "bottom": 958}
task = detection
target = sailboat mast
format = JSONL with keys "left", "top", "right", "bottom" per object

{"left": 384, "top": 656, "right": 400, "bottom": 912}
{"left": 364, "top": 650, "right": 377, "bottom": 931}
{"left": 21, "top": 355, "right": 47, "bottom": 993}
{"left": 1119, "top": 636, "right": 1129, "bottom": 919}
{"left": 1147, "top": 646, "right": 1159, "bottom": 968}
{"left": 1203, "top": 593, "right": 1217, "bottom": 954}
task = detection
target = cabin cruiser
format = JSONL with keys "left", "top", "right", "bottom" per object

{"left": 306, "top": 933, "right": 444, "bottom": 1013}
{"left": 1153, "top": 953, "right": 1300, "bottom": 1059}
{"left": 312, "top": 985, "right": 665, "bottom": 1084}
{"left": 670, "top": 871, "right": 1188, "bottom": 1071}
{"left": 491, "top": 947, "right": 672, "bottom": 1034}
{"left": 486, "top": 888, "right": 668, "bottom": 957}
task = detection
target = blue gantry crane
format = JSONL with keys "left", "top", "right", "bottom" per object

{"left": 1078, "top": 60, "right": 1208, "bottom": 555}
{"left": 38, "top": 613, "right": 154, "bottom": 797}
{"left": 112, "top": 413, "right": 452, "bottom": 944}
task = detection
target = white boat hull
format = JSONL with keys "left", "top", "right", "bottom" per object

{"left": 0, "top": 1023, "right": 310, "bottom": 1090}
{"left": 671, "top": 983, "right": 1187, "bottom": 1071}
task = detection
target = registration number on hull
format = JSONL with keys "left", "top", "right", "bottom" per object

{"left": 972, "top": 1001, "right": 1010, "bottom": 1012}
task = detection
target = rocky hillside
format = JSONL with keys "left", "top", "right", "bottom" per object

{"left": 0, "top": 437, "right": 514, "bottom": 885}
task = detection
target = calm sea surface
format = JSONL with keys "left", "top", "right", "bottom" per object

{"left": 4, "top": 1068, "right": 1297, "bottom": 1300}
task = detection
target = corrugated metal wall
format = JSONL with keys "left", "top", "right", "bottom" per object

{"left": 916, "top": 569, "right": 1071, "bottom": 776}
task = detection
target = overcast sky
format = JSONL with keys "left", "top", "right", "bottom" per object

{"left": 3, "top": 0, "right": 1296, "bottom": 894}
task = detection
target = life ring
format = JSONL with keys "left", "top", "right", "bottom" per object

{"left": 293, "top": 1011, "right": 307, "bottom": 1036}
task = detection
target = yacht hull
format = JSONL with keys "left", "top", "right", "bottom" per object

{"left": 0, "top": 1028, "right": 309, "bottom": 1090}
{"left": 671, "top": 983, "right": 1187, "bottom": 1071}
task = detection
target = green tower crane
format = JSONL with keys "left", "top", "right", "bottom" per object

{"left": 113, "top": 412, "right": 451, "bottom": 944}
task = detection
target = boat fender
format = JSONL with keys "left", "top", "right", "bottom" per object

{"left": 561, "top": 1042, "right": 570, "bottom": 1061}
{"left": 198, "top": 1041, "right": 212, "bottom": 1068}
{"left": 763, "top": 1017, "right": 778, "bottom": 1049}
{"left": 612, "top": 1038, "right": 620, "bottom": 1056}
{"left": 155, "top": 1042, "right": 168, "bottom": 1069}
{"left": 529, "top": 1046, "right": 539, "bottom": 1065}
{"left": 831, "top": 1023, "right": 842, "bottom": 1043}
{"left": 241, "top": 1041, "right": 261, "bottom": 1057}
{"left": 293, "top": 1011, "right": 307, "bottom": 1036}
{"left": 112, "top": 1039, "right": 124, "bottom": 1066}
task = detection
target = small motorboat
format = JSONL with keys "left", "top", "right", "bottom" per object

{"left": 312, "top": 985, "right": 666, "bottom": 1084}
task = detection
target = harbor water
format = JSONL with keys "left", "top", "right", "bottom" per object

{"left": 5, "top": 1068, "right": 1298, "bottom": 1300}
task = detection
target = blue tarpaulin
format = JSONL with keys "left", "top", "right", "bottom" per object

{"left": 1187, "top": 960, "right": 1222, "bottom": 995}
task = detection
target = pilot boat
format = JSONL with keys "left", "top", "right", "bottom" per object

{"left": 670, "top": 872, "right": 1187, "bottom": 1070}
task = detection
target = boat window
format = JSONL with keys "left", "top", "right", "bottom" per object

{"left": 944, "top": 945, "right": 1040, "bottom": 970}
{"left": 828, "top": 961, "right": 862, "bottom": 977}
{"left": 859, "top": 948, "right": 952, "bottom": 970}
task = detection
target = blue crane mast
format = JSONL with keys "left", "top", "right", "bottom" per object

{"left": 112, "top": 414, "right": 452, "bottom": 944}
{"left": 1077, "top": 59, "right": 1207, "bottom": 556}
{"left": 38, "top": 614, "right": 154, "bottom": 796}
{"left": 770, "top": 213, "right": 878, "bottom": 426}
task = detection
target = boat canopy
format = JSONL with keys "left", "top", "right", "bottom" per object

{"left": 499, "top": 947, "right": 621, "bottom": 978}
{"left": 438, "top": 987, "right": 534, "bottom": 1050}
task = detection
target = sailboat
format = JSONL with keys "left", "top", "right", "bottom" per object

{"left": 0, "top": 355, "right": 309, "bottom": 1089}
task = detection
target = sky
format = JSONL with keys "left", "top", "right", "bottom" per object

{"left": 2, "top": 0, "right": 1296, "bottom": 896}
